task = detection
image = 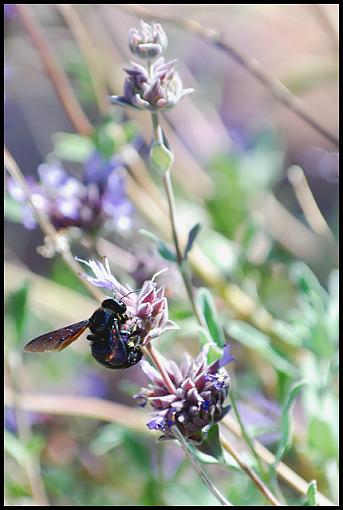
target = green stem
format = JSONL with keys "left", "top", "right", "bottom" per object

{"left": 172, "top": 426, "right": 232, "bottom": 506}
{"left": 151, "top": 113, "right": 206, "bottom": 327}
{"left": 149, "top": 113, "right": 281, "bottom": 505}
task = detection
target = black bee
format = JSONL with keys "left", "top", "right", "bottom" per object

{"left": 23, "top": 297, "right": 143, "bottom": 369}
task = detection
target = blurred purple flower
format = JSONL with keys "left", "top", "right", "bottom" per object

{"left": 110, "top": 57, "right": 193, "bottom": 112}
{"left": 134, "top": 344, "right": 233, "bottom": 443}
{"left": 6, "top": 152, "right": 132, "bottom": 232}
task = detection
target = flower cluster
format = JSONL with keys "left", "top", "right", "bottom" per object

{"left": 77, "top": 258, "right": 178, "bottom": 341}
{"left": 109, "top": 20, "right": 193, "bottom": 112}
{"left": 134, "top": 345, "right": 234, "bottom": 442}
{"left": 6, "top": 152, "right": 132, "bottom": 232}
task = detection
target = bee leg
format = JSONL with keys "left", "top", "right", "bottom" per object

{"left": 87, "top": 333, "right": 96, "bottom": 342}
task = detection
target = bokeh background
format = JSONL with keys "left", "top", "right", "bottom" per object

{"left": 5, "top": 4, "right": 338, "bottom": 506}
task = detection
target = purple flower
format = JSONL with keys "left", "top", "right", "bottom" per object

{"left": 110, "top": 57, "right": 193, "bottom": 112}
{"left": 77, "top": 257, "right": 178, "bottom": 342}
{"left": 6, "top": 152, "right": 132, "bottom": 232}
{"left": 129, "top": 20, "right": 167, "bottom": 59}
{"left": 134, "top": 344, "right": 233, "bottom": 443}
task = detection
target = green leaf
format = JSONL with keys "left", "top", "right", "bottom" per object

{"left": 198, "top": 327, "right": 223, "bottom": 364}
{"left": 92, "top": 121, "right": 118, "bottom": 159}
{"left": 196, "top": 288, "right": 225, "bottom": 348}
{"left": 90, "top": 424, "right": 125, "bottom": 455}
{"left": 7, "top": 283, "right": 30, "bottom": 342}
{"left": 122, "top": 121, "right": 138, "bottom": 143}
{"left": 139, "top": 228, "right": 160, "bottom": 243}
{"left": 184, "top": 223, "right": 201, "bottom": 260}
{"left": 273, "top": 380, "right": 306, "bottom": 466}
{"left": 139, "top": 229, "right": 177, "bottom": 262}
{"left": 52, "top": 132, "right": 93, "bottom": 162}
{"left": 122, "top": 430, "right": 152, "bottom": 470}
{"left": 226, "top": 321, "right": 298, "bottom": 377}
{"left": 195, "top": 424, "right": 225, "bottom": 463}
{"left": 5, "top": 430, "right": 29, "bottom": 466}
{"left": 149, "top": 141, "right": 174, "bottom": 173}
{"left": 290, "top": 262, "right": 328, "bottom": 302}
{"left": 306, "top": 480, "right": 318, "bottom": 506}
{"left": 308, "top": 417, "right": 337, "bottom": 459}
{"left": 26, "top": 434, "right": 46, "bottom": 456}
{"left": 157, "top": 241, "right": 177, "bottom": 262}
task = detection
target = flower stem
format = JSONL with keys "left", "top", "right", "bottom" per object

{"left": 151, "top": 113, "right": 206, "bottom": 327}
{"left": 229, "top": 390, "right": 266, "bottom": 476}
{"left": 143, "top": 343, "right": 176, "bottom": 394}
{"left": 16, "top": 4, "right": 92, "bottom": 136}
{"left": 149, "top": 114, "right": 281, "bottom": 508}
{"left": 172, "top": 426, "right": 232, "bottom": 506}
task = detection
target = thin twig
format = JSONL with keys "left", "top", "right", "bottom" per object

{"left": 220, "top": 433, "right": 281, "bottom": 506}
{"left": 56, "top": 4, "right": 109, "bottom": 115}
{"left": 5, "top": 389, "right": 147, "bottom": 434}
{"left": 16, "top": 4, "right": 92, "bottom": 136}
{"left": 229, "top": 391, "right": 266, "bottom": 476}
{"left": 118, "top": 4, "right": 338, "bottom": 147}
{"left": 287, "top": 165, "right": 336, "bottom": 243}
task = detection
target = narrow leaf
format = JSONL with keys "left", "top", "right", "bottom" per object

{"left": 139, "top": 228, "right": 160, "bottom": 243}
{"left": 196, "top": 288, "right": 225, "bottom": 348}
{"left": 273, "top": 380, "right": 306, "bottom": 466}
{"left": 8, "top": 283, "right": 30, "bottom": 342}
{"left": 157, "top": 241, "right": 177, "bottom": 262}
{"left": 139, "top": 229, "right": 177, "bottom": 262}
{"left": 306, "top": 480, "right": 318, "bottom": 506}
{"left": 184, "top": 223, "right": 201, "bottom": 260}
{"left": 198, "top": 327, "right": 223, "bottom": 364}
{"left": 195, "top": 424, "right": 225, "bottom": 463}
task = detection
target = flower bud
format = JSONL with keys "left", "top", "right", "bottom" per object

{"left": 129, "top": 20, "right": 167, "bottom": 59}
{"left": 110, "top": 58, "right": 194, "bottom": 112}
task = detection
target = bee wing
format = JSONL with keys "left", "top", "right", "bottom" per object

{"left": 24, "top": 320, "right": 89, "bottom": 353}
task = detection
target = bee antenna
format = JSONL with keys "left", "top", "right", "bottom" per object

{"left": 120, "top": 288, "right": 142, "bottom": 301}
